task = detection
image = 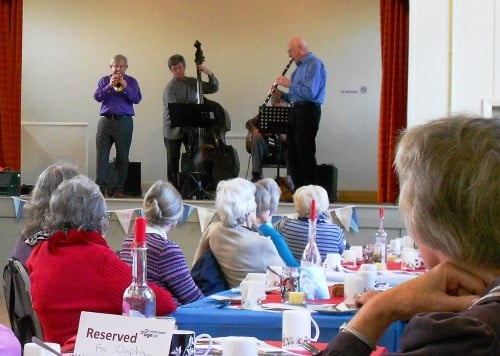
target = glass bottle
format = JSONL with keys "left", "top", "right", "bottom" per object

{"left": 301, "top": 199, "right": 322, "bottom": 267}
{"left": 373, "top": 208, "right": 387, "bottom": 263}
{"left": 122, "top": 217, "right": 156, "bottom": 318}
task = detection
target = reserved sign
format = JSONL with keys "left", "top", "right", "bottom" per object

{"left": 74, "top": 311, "right": 176, "bottom": 356}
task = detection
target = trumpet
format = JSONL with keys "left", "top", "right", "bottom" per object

{"left": 111, "top": 71, "right": 124, "bottom": 92}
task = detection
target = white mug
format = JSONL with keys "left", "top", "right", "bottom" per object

{"left": 323, "top": 253, "right": 342, "bottom": 272}
{"left": 240, "top": 280, "right": 265, "bottom": 310}
{"left": 350, "top": 245, "right": 363, "bottom": 262}
{"left": 401, "top": 248, "right": 421, "bottom": 271}
{"left": 343, "top": 275, "right": 364, "bottom": 306}
{"left": 342, "top": 250, "right": 357, "bottom": 266}
{"left": 282, "top": 309, "right": 320, "bottom": 350}
{"left": 355, "top": 270, "right": 377, "bottom": 291}
{"left": 222, "top": 336, "right": 258, "bottom": 356}
{"left": 24, "top": 343, "right": 61, "bottom": 356}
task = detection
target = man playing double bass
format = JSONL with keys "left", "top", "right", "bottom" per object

{"left": 162, "top": 54, "right": 219, "bottom": 190}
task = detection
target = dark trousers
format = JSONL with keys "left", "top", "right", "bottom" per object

{"left": 287, "top": 103, "right": 321, "bottom": 189}
{"left": 95, "top": 116, "right": 133, "bottom": 194}
{"left": 164, "top": 129, "right": 199, "bottom": 189}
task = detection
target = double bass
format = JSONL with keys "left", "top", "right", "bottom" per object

{"left": 180, "top": 41, "right": 240, "bottom": 191}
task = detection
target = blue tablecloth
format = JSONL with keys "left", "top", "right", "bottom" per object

{"left": 169, "top": 290, "right": 406, "bottom": 352}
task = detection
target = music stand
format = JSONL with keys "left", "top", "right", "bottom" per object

{"left": 258, "top": 105, "right": 290, "bottom": 177}
{"left": 169, "top": 103, "right": 215, "bottom": 200}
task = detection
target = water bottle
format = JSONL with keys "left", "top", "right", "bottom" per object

{"left": 301, "top": 199, "right": 322, "bottom": 267}
{"left": 373, "top": 208, "right": 387, "bottom": 263}
{"left": 122, "top": 217, "right": 156, "bottom": 317}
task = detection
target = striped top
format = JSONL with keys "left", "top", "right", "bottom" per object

{"left": 274, "top": 214, "right": 346, "bottom": 262}
{"left": 120, "top": 225, "right": 204, "bottom": 305}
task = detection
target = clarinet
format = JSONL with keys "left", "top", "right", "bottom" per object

{"left": 262, "top": 59, "right": 294, "bottom": 106}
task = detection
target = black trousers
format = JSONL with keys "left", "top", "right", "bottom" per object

{"left": 164, "top": 129, "right": 199, "bottom": 189}
{"left": 287, "top": 103, "right": 321, "bottom": 189}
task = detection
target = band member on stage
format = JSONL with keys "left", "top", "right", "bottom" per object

{"left": 162, "top": 54, "right": 219, "bottom": 190}
{"left": 274, "top": 37, "right": 327, "bottom": 189}
{"left": 94, "top": 54, "right": 142, "bottom": 198}
{"left": 246, "top": 97, "right": 288, "bottom": 182}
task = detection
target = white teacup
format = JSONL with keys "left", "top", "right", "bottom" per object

{"left": 343, "top": 275, "right": 364, "bottom": 306}
{"left": 282, "top": 309, "right": 320, "bottom": 350}
{"left": 323, "top": 253, "right": 342, "bottom": 272}
{"left": 222, "top": 336, "right": 258, "bottom": 356}
{"left": 342, "top": 250, "right": 357, "bottom": 266}
{"left": 240, "top": 280, "right": 265, "bottom": 310}
{"left": 24, "top": 343, "right": 61, "bottom": 356}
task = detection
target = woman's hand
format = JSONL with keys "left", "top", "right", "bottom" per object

{"left": 348, "top": 262, "right": 488, "bottom": 344}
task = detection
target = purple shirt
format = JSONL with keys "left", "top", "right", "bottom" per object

{"left": 0, "top": 324, "right": 21, "bottom": 356}
{"left": 93, "top": 74, "right": 142, "bottom": 116}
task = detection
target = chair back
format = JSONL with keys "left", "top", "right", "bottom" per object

{"left": 2, "top": 257, "right": 44, "bottom": 347}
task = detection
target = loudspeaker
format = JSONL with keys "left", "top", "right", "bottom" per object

{"left": 316, "top": 164, "right": 338, "bottom": 202}
{"left": 107, "top": 161, "right": 141, "bottom": 197}
{"left": 0, "top": 171, "right": 21, "bottom": 196}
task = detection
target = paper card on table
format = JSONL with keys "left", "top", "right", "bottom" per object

{"left": 74, "top": 311, "right": 175, "bottom": 356}
{"left": 299, "top": 266, "right": 330, "bottom": 300}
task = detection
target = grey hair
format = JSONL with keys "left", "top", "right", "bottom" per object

{"left": 46, "top": 175, "right": 109, "bottom": 234}
{"left": 22, "top": 162, "right": 79, "bottom": 238}
{"left": 111, "top": 54, "right": 128, "bottom": 65}
{"left": 215, "top": 178, "right": 256, "bottom": 227}
{"left": 395, "top": 116, "right": 500, "bottom": 269}
{"left": 254, "top": 183, "right": 272, "bottom": 217}
{"left": 293, "top": 185, "right": 329, "bottom": 218}
{"left": 255, "top": 178, "right": 281, "bottom": 215}
{"left": 143, "top": 180, "right": 183, "bottom": 227}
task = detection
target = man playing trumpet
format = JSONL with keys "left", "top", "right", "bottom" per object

{"left": 94, "top": 54, "right": 142, "bottom": 198}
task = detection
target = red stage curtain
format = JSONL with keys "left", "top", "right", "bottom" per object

{"left": 0, "top": 0, "right": 23, "bottom": 171}
{"left": 378, "top": 0, "right": 409, "bottom": 203}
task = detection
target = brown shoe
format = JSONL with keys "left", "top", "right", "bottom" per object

{"left": 112, "top": 191, "right": 126, "bottom": 198}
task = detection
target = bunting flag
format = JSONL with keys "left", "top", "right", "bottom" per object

{"left": 350, "top": 208, "right": 360, "bottom": 233}
{"left": 197, "top": 207, "right": 217, "bottom": 232}
{"left": 178, "top": 203, "right": 195, "bottom": 225}
{"left": 333, "top": 206, "right": 355, "bottom": 232}
{"left": 12, "top": 197, "right": 27, "bottom": 220}
{"left": 114, "top": 209, "right": 137, "bottom": 234}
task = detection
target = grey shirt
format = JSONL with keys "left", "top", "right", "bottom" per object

{"left": 162, "top": 75, "right": 219, "bottom": 139}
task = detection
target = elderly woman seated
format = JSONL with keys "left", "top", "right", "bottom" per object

{"left": 254, "top": 178, "right": 298, "bottom": 267}
{"left": 27, "top": 175, "right": 176, "bottom": 348}
{"left": 193, "top": 177, "right": 285, "bottom": 288}
{"left": 274, "top": 184, "right": 345, "bottom": 261}
{"left": 320, "top": 117, "right": 500, "bottom": 355}
{"left": 120, "top": 180, "right": 204, "bottom": 305}
{"left": 11, "top": 162, "right": 79, "bottom": 264}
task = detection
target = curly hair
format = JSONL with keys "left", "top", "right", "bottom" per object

{"left": 46, "top": 175, "right": 109, "bottom": 234}
{"left": 22, "top": 162, "right": 79, "bottom": 239}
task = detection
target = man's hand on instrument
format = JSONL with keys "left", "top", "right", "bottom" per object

{"left": 276, "top": 75, "right": 291, "bottom": 88}
{"left": 197, "top": 65, "right": 213, "bottom": 76}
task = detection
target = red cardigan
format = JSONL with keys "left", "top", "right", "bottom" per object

{"left": 26, "top": 229, "right": 177, "bottom": 346}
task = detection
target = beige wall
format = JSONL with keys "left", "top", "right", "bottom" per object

{"left": 21, "top": 0, "right": 382, "bottom": 191}
{"left": 408, "top": 0, "right": 500, "bottom": 126}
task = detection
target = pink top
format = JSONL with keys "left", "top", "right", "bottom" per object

{"left": 0, "top": 324, "right": 21, "bottom": 356}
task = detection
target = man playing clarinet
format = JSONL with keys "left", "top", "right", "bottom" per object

{"left": 274, "top": 36, "right": 327, "bottom": 189}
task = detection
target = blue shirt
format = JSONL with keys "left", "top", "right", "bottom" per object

{"left": 284, "top": 52, "right": 326, "bottom": 104}
{"left": 94, "top": 74, "right": 142, "bottom": 116}
{"left": 258, "top": 223, "right": 299, "bottom": 267}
